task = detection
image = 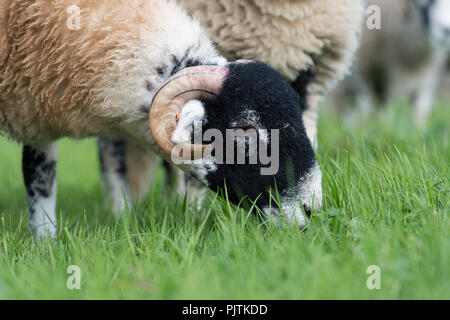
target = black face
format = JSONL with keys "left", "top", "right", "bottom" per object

{"left": 190, "top": 61, "right": 321, "bottom": 219}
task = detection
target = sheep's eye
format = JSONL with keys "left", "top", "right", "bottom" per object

{"left": 237, "top": 125, "right": 256, "bottom": 131}
{"left": 229, "top": 122, "right": 257, "bottom": 131}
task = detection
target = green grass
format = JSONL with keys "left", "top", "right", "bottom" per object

{"left": 0, "top": 104, "right": 448, "bottom": 299}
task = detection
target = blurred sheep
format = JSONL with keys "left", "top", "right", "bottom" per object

{"left": 332, "top": 0, "right": 450, "bottom": 125}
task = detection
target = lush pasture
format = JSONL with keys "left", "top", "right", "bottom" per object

{"left": 0, "top": 104, "right": 448, "bottom": 299}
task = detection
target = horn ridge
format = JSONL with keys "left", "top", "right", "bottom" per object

{"left": 149, "top": 65, "right": 229, "bottom": 160}
{"left": 151, "top": 68, "right": 229, "bottom": 104}
{"left": 174, "top": 89, "right": 218, "bottom": 99}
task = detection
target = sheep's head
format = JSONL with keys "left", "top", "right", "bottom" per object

{"left": 150, "top": 61, "right": 322, "bottom": 226}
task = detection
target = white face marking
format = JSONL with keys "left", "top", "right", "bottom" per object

{"left": 230, "top": 109, "right": 269, "bottom": 159}
{"left": 296, "top": 162, "right": 323, "bottom": 211}
{"left": 245, "top": 109, "right": 269, "bottom": 144}
{"left": 188, "top": 155, "right": 218, "bottom": 185}
{"left": 171, "top": 99, "right": 217, "bottom": 185}
{"left": 262, "top": 200, "right": 306, "bottom": 227}
{"left": 262, "top": 162, "right": 322, "bottom": 227}
{"left": 235, "top": 109, "right": 262, "bottom": 128}
{"left": 172, "top": 100, "right": 206, "bottom": 145}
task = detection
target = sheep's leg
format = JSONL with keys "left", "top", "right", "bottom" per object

{"left": 163, "top": 161, "right": 187, "bottom": 192}
{"left": 164, "top": 162, "right": 206, "bottom": 208}
{"left": 348, "top": 71, "right": 376, "bottom": 117}
{"left": 185, "top": 175, "right": 207, "bottom": 209}
{"left": 98, "top": 137, "right": 130, "bottom": 215}
{"left": 123, "top": 140, "right": 158, "bottom": 199}
{"left": 98, "top": 136, "right": 203, "bottom": 212}
{"left": 22, "top": 143, "right": 58, "bottom": 238}
{"left": 291, "top": 71, "right": 324, "bottom": 149}
{"left": 413, "top": 47, "right": 448, "bottom": 126}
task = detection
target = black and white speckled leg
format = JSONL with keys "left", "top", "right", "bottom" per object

{"left": 22, "top": 143, "right": 58, "bottom": 238}
{"left": 98, "top": 137, "right": 130, "bottom": 215}
{"left": 164, "top": 161, "right": 206, "bottom": 209}
{"left": 163, "top": 160, "right": 187, "bottom": 193}
{"left": 185, "top": 174, "right": 207, "bottom": 209}
{"left": 413, "top": 47, "right": 448, "bottom": 126}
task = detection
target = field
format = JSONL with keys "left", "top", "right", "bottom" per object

{"left": 0, "top": 104, "right": 448, "bottom": 299}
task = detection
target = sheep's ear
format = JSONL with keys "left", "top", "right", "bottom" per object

{"left": 171, "top": 99, "right": 206, "bottom": 146}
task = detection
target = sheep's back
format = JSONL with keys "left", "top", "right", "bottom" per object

{"left": 358, "top": 0, "right": 431, "bottom": 75}
{"left": 0, "top": 0, "right": 10, "bottom": 66}
{"left": 181, "top": 0, "right": 364, "bottom": 92}
{"left": 0, "top": 0, "right": 168, "bottom": 145}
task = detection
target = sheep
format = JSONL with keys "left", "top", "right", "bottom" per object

{"left": 331, "top": 0, "right": 450, "bottom": 124}
{"left": 180, "top": 0, "right": 365, "bottom": 147}
{"left": 0, "top": 0, "right": 322, "bottom": 237}
{"left": 99, "top": 0, "right": 364, "bottom": 208}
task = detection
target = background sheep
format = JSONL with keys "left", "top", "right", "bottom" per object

{"left": 0, "top": 0, "right": 321, "bottom": 237}
{"left": 103, "top": 0, "right": 364, "bottom": 206}
{"left": 331, "top": 0, "right": 450, "bottom": 125}
{"left": 180, "top": 0, "right": 364, "bottom": 147}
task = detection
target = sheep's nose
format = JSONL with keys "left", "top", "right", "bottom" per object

{"left": 303, "top": 205, "right": 312, "bottom": 218}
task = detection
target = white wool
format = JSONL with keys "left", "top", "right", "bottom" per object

{"left": 172, "top": 100, "right": 206, "bottom": 145}
{"left": 263, "top": 162, "right": 322, "bottom": 227}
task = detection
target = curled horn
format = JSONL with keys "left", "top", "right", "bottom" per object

{"left": 149, "top": 65, "right": 229, "bottom": 160}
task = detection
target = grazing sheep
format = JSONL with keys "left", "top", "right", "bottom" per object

{"left": 0, "top": 0, "right": 322, "bottom": 237}
{"left": 180, "top": 0, "right": 365, "bottom": 147}
{"left": 101, "top": 0, "right": 364, "bottom": 207}
{"left": 332, "top": 0, "right": 450, "bottom": 124}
